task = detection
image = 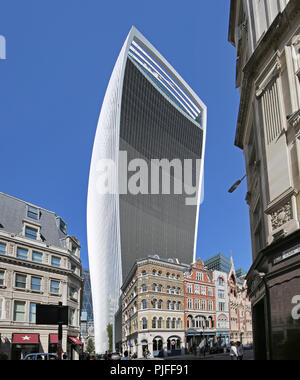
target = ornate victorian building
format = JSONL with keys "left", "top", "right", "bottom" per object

{"left": 228, "top": 0, "right": 300, "bottom": 359}
{"left": 228, "top": 258, "right": 253, "bottom": 345}
{"left": 121, "top": 256, "right": 187, "bottom": 358}
{"left": 183, "top": 259, "right": 216, "bottom": 349}
{"left": 0, "top": 193, "right": 83, "bottom": 360}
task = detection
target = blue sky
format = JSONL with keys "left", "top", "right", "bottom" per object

{"left": 0, "top": 0, "right": 252, "bottom": 271}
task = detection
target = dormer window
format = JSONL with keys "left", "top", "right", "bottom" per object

{"left": 27, "top": 206, "right": 39, "bottom": 220}
{"left": 25, "top": 226, "right": 38, "bottom": 240}
{"left": 59, "top": 219, "right": 67, "bottom": 234}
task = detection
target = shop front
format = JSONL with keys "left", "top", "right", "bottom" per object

{"left": 11, "top": 333, "right": 40, "bottom": 360}
{"left": 248, "top": 229, "right": 300, "bottom": 360}
{"left": 67, "top": 336, "right": 83, "bottom": 360}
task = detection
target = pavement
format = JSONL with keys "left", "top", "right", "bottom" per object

{"left": 165, "top": 350, "right": 254, "bottom": 361}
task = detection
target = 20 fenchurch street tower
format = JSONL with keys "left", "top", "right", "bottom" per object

{"left": 87, "top": 27, "right": 207, "bottom": 353}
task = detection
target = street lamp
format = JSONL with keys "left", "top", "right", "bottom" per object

{"left": 228, "top": 175, "right": 247, "bottom": 193}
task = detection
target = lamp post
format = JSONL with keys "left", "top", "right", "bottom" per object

{"left": 228, "top": 175, "right": 247, "bottom": 193}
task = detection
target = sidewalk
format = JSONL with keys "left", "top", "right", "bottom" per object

{"left": 166, "top": 350, "right": 254, "bottom": 361}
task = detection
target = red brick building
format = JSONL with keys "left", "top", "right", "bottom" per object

{"left": 183, "top": 259, "right": 216, "bottom": 350}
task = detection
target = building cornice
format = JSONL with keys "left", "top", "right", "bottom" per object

{"left": 235, "top": 0, "right": 300, "bottom": 149}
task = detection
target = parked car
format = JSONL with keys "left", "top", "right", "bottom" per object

{"left": 23, "top": 353, "right": 58, "bottom": 361}
{"left": 111, "top": 352, "right": 121, "bottom": 360}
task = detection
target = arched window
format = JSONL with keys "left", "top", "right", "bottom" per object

{"left": 152, "top": 283, "right": 157, "bottom": 292}
{"left": 141, "top": 270, "right": 147, "bottom": 277}
{"left": 157, "top": 284, "right": 162, "bottom": 292}
{"left": 152, "top": 317, "right": 157, "bottom": 329}
{"left": 172, "top": 318, "right": 176, "bottom": 329}
{"left": 152, "top": 270, "right": 156, "bottom": 276}
{"left": 166, "top": 318, "right": 171, "bottom": 329}
{"left": 176, "top": 302, "right": 181, "bottom": 311}
{"left": 158, "top": 300, "right": 163, "bottom": 309}
{"left": 142, "top": 317, "right": 148, "bottom": 330}
{"left": 152, "top": 299, "right": 157, "bottom": 309}
{"left": 177, "top": 318, "right": 182, "bottom": 329}
{"left": 167, "top": 301, "right": 171, "bottom": 310}
{"left": 158, "top": 317, "right": 163, "bottom": 329}
{"left": 141, "top": 300, "right": 147, "bottom": 310}
{"left": 141, "top": 284, "right": 147, "bottom": 293}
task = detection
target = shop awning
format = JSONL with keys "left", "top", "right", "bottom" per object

{"left": 68, "top": 337, "right": 83, "bottom": 345}
{"left": 49, "top": 334, "right": 58, "bottom": 344}
{"left": 12, "top": 334, "right": 39, "bottom": 344}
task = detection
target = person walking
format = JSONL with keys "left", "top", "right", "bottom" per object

{"left": 229, "top": 341, "right": 238, "bottom": 360}
{"left": 122, "top": 351, "right": 130, "bottom": 360}
{"left": 236, "top": 342, "right": 244, "bottom": 360}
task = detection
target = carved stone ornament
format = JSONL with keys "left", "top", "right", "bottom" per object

{"left": 271, "top": 201, "right": 293, "bottom": 230}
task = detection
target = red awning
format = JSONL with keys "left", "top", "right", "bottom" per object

{"left": 68, "top": 337, "right": 83, "bottom": 345}
{"left": 12, "top": 334, "right": 39, "bottom": 344}
{"left": 49, "top": 334, "right": 58, "bottom": 344}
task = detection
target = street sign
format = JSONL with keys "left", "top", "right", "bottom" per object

{"left": 36, "top": 304, "right": 69, "bottom": 325}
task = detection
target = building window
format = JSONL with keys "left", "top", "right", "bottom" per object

{"left": 219, "top": 302, "right": 225, "bottom": 312}
{"left": 201, "top": 287, "right": 206, "bottom": 296}
{"left": 141, "top": 270, "right": 147, "bottom": 277}
{"left": 196, "top": 272, "right": 204, "bottom": 281}
{"left": 0, "top": 271, "right": 4, "bottom": 286}
{"left": 141, "top": 284, "right": 147, "bottom": 293}
{"left": 152, "top": 317, "right": 157, "bottom": 329}
{"left": 25, "top": 226, "right": 38, "bottom": 240}
{"left": 187, "top": 298, "right": 193, "bottom": 309}
{"left": 187, "top": 284, "right": 193, "bottom": 294}
{"left": 59, "top": 218, "right": 67, "bottom": 234}
{"left": 31, "top": 277, "right": 41, "bottom": 291}
{"left": 218, "top": 277, "right": 224, "bottom": 286}
{"left": 194, "top": 285, "right": 200, "bottom": 294}
{"left": 15, "top": 274, "right": 26, "bottom": 289}
{"left": 142, "top": 317, "right": 148, "bottom": 330}
{"left": 29, "top": 303, "right": 36, "bottom": 323}
{"left": 158, "top": 317, "right": 163, "bottom": 329}
{"left": 17, "top": 247, "right": 28, "bottom": 260}
{"left": 141, "top": 300, "right": 147, "bottom": 310}
{"left": 69, "top": 287, "right": 77, "bottom": 300}
{"left": 0, "top": 243, "right": 6, "bottom": 255}
{"left": 27, "top": 206, "right": 39, "bottom": 220}
{"left": 32, "top": 252, "right": 43, "bottom": 264}
{"left": 195, "top": 299, "right": 200, "bottom": 310}
{"left": 201, "top": 300, "right": 206, "bottom": 310}
{"left": 50, "top": 280, "right": 60, "bottom": 294}
{"left": 166, "top": 318, "right": 171, "bottom": 329}
{"left": 69, "top": 308, "right": 75, "bottom": 326}
{"left": 158, "top": 300, "right": 163, "bottom": 309}
{"left": 14, "top": 301, "right": 26, "bottom": 322}
{"left": 208, "top": 288, "right": 213, "bottom": 297}
{"left": 218, "top": 290, "right": 225, "bottom": 299}
{"left": 208, "top": 300, "right": 214, "bottom": 311}
{"left": 51, "top": 256, "right": 61, "bottom": 268}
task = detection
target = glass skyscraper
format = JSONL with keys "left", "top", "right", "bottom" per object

{"left": 87, "top": 27, "right": 207, "bottom": 353}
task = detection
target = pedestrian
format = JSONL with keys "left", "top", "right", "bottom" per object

{"left": 229, "top": 341, "right": 238, "bottom": 360}
{"left": 236, "top": 342, "right": 244, "bottom": 360}
{"left": 122, "top": 351, "right": 130, "bottom": 360}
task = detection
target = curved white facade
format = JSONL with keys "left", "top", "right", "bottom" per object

{"left": 87, "top": 27, "right": 207, "bottom": 353}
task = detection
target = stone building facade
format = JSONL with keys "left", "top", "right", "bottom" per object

{"left": 212, "top": 270, "right": 230, "bottom": 347}
{"left": 183, "top": 259, "right": 216, "bottom": 350}
{"left": 228, "top": 0, "right": 300, "bottom": 359}
{"left": 228, "top": 259, "right": 253, "bottom": 345}
{"left": 121, "top": 256, "right": 188, "bottom": 358}
{"left": 0, "top": 193, "right": 83, "bottom": 360}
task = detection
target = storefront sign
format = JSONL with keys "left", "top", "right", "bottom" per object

{"left": 273, "top": 244, "right": 300, "bottom": 265}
